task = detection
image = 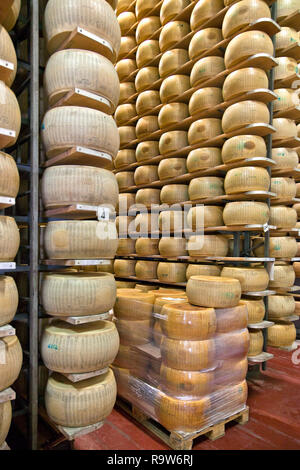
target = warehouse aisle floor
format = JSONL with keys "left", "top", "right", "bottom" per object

{"left": 74, "top": 346, "right": 300, "bottom": 450}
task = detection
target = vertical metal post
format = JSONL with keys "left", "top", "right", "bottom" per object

{"left": 29, "top": 0, "right": 39, "bottom": 450}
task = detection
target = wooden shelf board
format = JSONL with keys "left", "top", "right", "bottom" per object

{"left": 240, "top": 290, "right": 276, "bottom": 297}
{"left": 276, "top": 41, "right": 300, "bottom": 60}
{"left": 0, "top": 263, "right": 16, "bottom": 271}
{"left": 273, "top": 105, "right": 300, "bottom": 121}
{"left": 0, "top": 387, "right": 16, "bottom": 404}
{"left": 248, "top": 321, "right": 274, "bottom": 329}
{"left": 248, "top": 352, "right": 274, "bottom": 363}
{"left": 0, "top": 58, "right": 14, "bottom": 83}
{"left": 58, "top": 367, "right": 109, "bottom": 383}
{"left": 0, "top": 128, "right": 16, "bottom": 150}
{"left": 278, "top": 10, "right": 300, "bottom": 30}
{"left": 53, "top": 310, "right": 112, "bottom": 325}
{"left": 0, "top": 325, "right": 15, "bottom": 338}
{"left": 272, "top": 136, "right": 300, "bottom": 149}
{"left": 43, "top": 204, "right": 114, "bottom": 220}
{"left": 0, "top": 442, "right": 10, "bottom": 451}
{"left": 49, "top": 88, "right": 113, "bottom": 114}
{"left": 42, "top": 259, "right": 113, "bottom": 267}
{"left": 275, "top": 72, "right": 300, "bottom": 89}
{"left": 115, "top": 255, "right": 275, "bottom": 264}
{"left": 0, "top": 196, "right": 15, "bottom": 209}
{"left": 44, "top": 146, "right": 113, "bottom": 170}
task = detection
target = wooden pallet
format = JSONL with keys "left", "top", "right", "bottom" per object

{"left": 116, "top": 398, "right": 249, "bottom": 450}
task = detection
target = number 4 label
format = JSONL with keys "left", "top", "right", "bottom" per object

{"left": 97, "top": 207, "right": 110, "bottom": 221}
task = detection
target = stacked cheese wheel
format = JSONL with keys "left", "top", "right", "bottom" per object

{"left": 42, "top": 0, "right": 121, "bottom": 429}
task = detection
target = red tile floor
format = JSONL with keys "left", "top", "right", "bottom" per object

{"left": 74, "top": 346, "right": 300, "bottom": 450}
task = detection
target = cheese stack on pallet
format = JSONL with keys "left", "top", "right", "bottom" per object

{"left": 40, "top": 0, "right": 122, "bottom": 431}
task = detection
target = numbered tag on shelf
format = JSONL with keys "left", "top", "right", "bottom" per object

{"left": 97, "top": 207, "right": 110, "bottom": 221}
{"left": 0, "top": 340, "right": 6, "bottom": 365}
{"left": 263, "top": 223, "right": 269, "bottom": 233}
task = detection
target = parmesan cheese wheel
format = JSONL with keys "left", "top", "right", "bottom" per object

{"left": 114, "top": 259, "right": 136, "bottom": 277}
{"left": 44, "top": 0, "right": 121, "bottom": 61}
{"left": 41, "top": 320, "right": 119, "bottom": 373}
{"left": 221, "top": 266, "right": 269, "bottom": 292}
{"left": 275, "top": 27, "right": 298, "bottom": 51}
{"left": 157, "top": 262, "right": 187, "bottom": 283}
{"left": 115, "top": 104, "right": 136, "bottom": 126}
{"left": 116, "top": 318, "right": 151, "bottom": 345}
{"left": 136, "top": 90, "right": 160, "bottom": 115}
{"left": 154, "top": 293, "right": 187, "bottom": 314}
{"left": 135, "top": 213, "right": 159, "bottom": 233}
{"left": 135, "top": 67, "right": 159, "bottom": 92}
{"left": 160, "top": 0, "right": 190, "bottom": 25}
{"left": 42, "top": 166, "right": 118, "bottom": 209}
{"left": 116, "top": 59, "right": 137, "bottom": 82}
{"left": 222, "top": 101, "right": 270, "bottom": 134}
{"left": 117, "top": 238, "right": 136, "bottom": 255}
{"left": 297, "top": 183, "right": 300, "bottom": 198}
{"left": 136, "top": 141, "right": 159, "bottom": 162}
{"left": 188, "top": 119, "right": 222, "bottom": 145}
{"left": 119, "top": 126, "right": 136, "bottom": 146}
{"left": 274, "top": 57, "right": 298, "bottom": 81}
{"left": 215, "top": 304, "right": 248, "bottom": 333}
{"left": 188, "top": 235, "right": 229, "bottom": 257}
{"left": 44, "top": 220, "right": 118, "bottom": 259}
{"left": 41, "top": 273, "right": 116, "bottom": 316}
{"left": 188, "top": 177, "right": 224, "bottom": 200}
{"left": 159, "top": 238, "right": 187, "bottom": 257}
{"left": 269, "top": 263, "right": 295, "bottom": 288}
{"left": 0, "top": 217, "right": 20, "bottom": 261}
{"left": 134, "top": 165, "right": 158, "bottom": 185}
{"left": 0, "top": 82, "right": 21, "bottom": 146}
{"left": 119, "top": 36, "right": 137, "bottom": 59}
{"left": 187, "top": 148, "right": 222, "bottom": 172}
{"left": 186, "top": 264, "right": 221, "bottom": 280}
{"left": 222, "top": 0, "right": 271, "bottom": 39}
{"left": 159, "top": 49, "right": 189, "bottom": 78}
{"left": 158, "top": 103, "right": 189, "bottom": 129}
{"left": 241, "top": 298, "right": 265, "bottom": 324}
{"left": 0, "top": 152, "right": 19, "bottom": 198}
{"left": 136, "top": 39, "right": 160, "bottom": 69}
{"left": 0, "top": 276, "right": 18, "bottom": 327}
{"left": 187, "top": 276, "right": 241, "bottom": 308}
{"left": 190, "top": 0, "right": 224, "bottom": 31}
{"left": 223, "top": 201, "right": 270, "bottom": 226}
{"left": 136, "top": 188, "right": 161, "bottom": 205}
{"left": 0, "top": 336, "right": 22, "bottom": 392}
{"left": 189, "top": 88, "right": 223, "bottom": 116}
{"left": 114, "top": 149, "right": 136, "bottom": 169}
{"left": 190, "top": 57, "right": 225, "bottom": 88}
{"left": 136, "top": 238, "right": 159, "bottom": 256}
{"left": 160, "top": 364, "right": 213, "bottom": 397}
{"left": 274, "top": 89, "right": 298, "bottom": 113}
{"left": 116, "top": 171, "right": 134, "bottom": 190}
{"left": 159, "top": 21, "right": 190, "bottom": 53}
{"left": 161, "top": 336, "right": 215, "bottom": 370}
{"left": 223, "top": 68, "right": 269, "bottom": 102}
{"left": 135, "top": 0, "right": 156, "bottom": 19}
{"left": 158, "top": 158, "right": 187, "bottom": 180}
{"left": 160, "top": 75, "right": 190, "bottom": 103}
{"left": 0, "top": 401, "right": 11, "bottom": 447}
{"left": 268, "top": 295, "right": 295, "bottom": 319}
{"left": 135, "top": 260, "right": 158, "bottom": 279}
{"left": 273, "top": 118, "right": 297, "bottom": 140}
{"left": 0, "top": 25, "right": 17, "bottom": 87}
{"left": 269, "top": 206, "right": 297, "bottom": 228}
{"left": 187, "top": 206, "right": 224, "bottom": 229}
{"left": 160, "top": 184, "right": 189, "bottom": 204}
{"left": 214, "top": 358, "right": 248, "bottom": 387}
{"left": 271, "top": 177, "right": 296, "bottom": 199}
{"left": 222, "top": 135, "right": 267, "bottom": 163}
{"left": 45, "top": 370, "right": 117, "bottom": 427}
{"left": 188, "top": 28, "right": 223, "bottom": 61}
{"left": 215, "top": 329, "right": 250, "bottom": 360}
{"left": 114, "top": 290, "right": 154, "bottom": 320}
{"left": 225, "top": 166, "right": 270, "bottom": 194}
{"left": 136, "top": 115, "right": 159, "bottom": 138}
{"left": 136, "top": 17, "right": 161, "bottom": 45}
{"left": 293, "top": 203, "right": 300, "bottom": 217}
{"left": 159, "top": 210, "right": 185, "bottom": 232}
{"left": 2, "top": 0, "right": 20, "bottom": 31}
{"left": 42, "top": 107, "right": 119, "bottom": 159}
{"left": 277, "top": 0, "right": 299, "bottom": 20}
{"left": 116, "top": 281, "right": 136, "bottom": 288}
{"left": 117, "top": 193, "right": 136, "bottom": 212}
{"left": 118, "top": 12, "right": 136, "bottom": 36}
{"left": 224, "top": 31, "right": 274, "bottom": 69}
{"left": 44, "top": 49, "right": 120, "bottom": 113}
{"left": 113, "top": 344, "right": 134, "bottom": 369}
{"left": 159, "top": 130, "right": 188, "bottom": 154}
{"left": 272, "top": 148, "right": 299, "bottom": 169}
{"left": 248, "top": 329, "right": 263, "bottom": 357}
{"left": 253, "top": 237, "right": 297, "bottom": 258}
{"left": 117, "top": 0, "right": 134, "bottom": 15}
{"left": 116, "top": 216, "right": 134, "bottom": 235}
{"left": 267, "top": 322, "right": 296, "bottom": 348}
{"left": 111, "top": 365, "right": 131, "bottom": 399}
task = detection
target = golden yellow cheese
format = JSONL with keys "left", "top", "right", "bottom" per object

{"left": 114, "top": 259, "right": 136, "bottom": 277}
{"left": 0, "top": 401, "right": 12, "bottom": 447}
{"left": 134, "top": 165, "right": 158, "bottom": 185}
{"left": 223, "top": 201, "right": 270, "bottom": 226}
{"left": 269, "top": 206, "right": 297, "bottom": 229}
{"left": 0, "top": 276, "right": 18, "bottom": 327}
{"left": 159, "top": 21, "right": 190, "bottom": 53}
{"left": 41, "top": 273, "right": 116, "bottom": 316}
{"left": 188, "top": 235, "right": 229, "bottom": 257}
{"left": 42, "top": 106, "right": 119, "bottom": 159}
{"left": 135, "top": 188, "right": 161, "bottom": 205}
{"left": 135, "top": 66, "right": 160, "bottom": 92}
{"left": 275, "top": 27, "right": 299, "bottom": 51}
{"left": 186, "top": 264, "right": 221, "bottom": 280}
{"left": 241, "top": 298, "right": 265, "bottom": 324}
{"left": 136, "top": 16, "right": 161, "bottom": 45}
{"left": 267, "top": 321, "right": 296, "bottom": 348}
{"left": 188, "top": 176, "right": 224, "bottom": 200}
{"left": 136, "top": 141, "right": 159, "bottom": 162}
{"left": 253, "top": 237, "right": 297, "bottom": 258}
{"left": 159, "top": 237, "right": 188, "bottom": 257}
{"left": 114, "top": 149, "right": 136, "bottom": 169}
{"left": 114, "top": 289, "right": 154, "bottom": 320}
{"left": 0, "top": 25, "right": 17, "bottom": 87}
{"left": 159, "top": 49, "right": 189, "bottom": 78}
{"left": 135, "top": 213, "right": 159, "bottom": 233}
{"left": 272, "top": 148, "right": 299, "bottom": 169}
{"left": 2, "top": 0, "right": 20, "bottom": 32}
{"left": 248, "top": 329, "right": 264, "bottom": 357}
{"left": 116, "top": 59, "right": 137, "bottom": 82}
{"left": 268, "top": 295, "right": 295, "bottom": 319}
{"left": 154, "top": 293, "right": 187, "bottom": 315}
{"left": 188, "top": 28, "right": 223, "bottom": 61}
{"left": 44, "top": 220, "right": 118, "bottom": 259}
{"left": 158, "top": 158, "right": 187, "bottom": 180}
{"left": 189, "top": 88, "right": 223, "bottom": 116}
{"left": 187, "top": 148, "right": 222, "bottom": 172}
{"left": 0, "top": 152, "right": 19, "bottom": 198}
{"left": 190, "top": 56, "right": 225, "bottom": 88}
{"left": 293, "top": 203, "right": 300, "bottom": 217}
{"left": 225, "top": 31, "right": 274, "bottom": 69}
{"left": 275, "top": 55, "right": 299, "bottom": 81}
{"left": 223, "top": 68, "right": 269, "bottom": 102}
{"left": 136, "top": 90, "right": 160, "bottom": 115}
{"left": 0, "top": 216, "right": 20, "bottom": 262}
{"left": 187, "top": 206, "right": 224, "bottom": 229}
{"left": 117, "top": 0, "right": 135, "bottom": 15}
{"left": 161, "top": 335, "right": 215, "bottom": 370}
{"left": 45, "top": 370, "right": 117, "bottom": 427}
{"left": 113, "top": 344, "right": 134, "bottom": 369}
{"left": 159, "top": 210, "right": 185, "bottom": 232}
{"left": 0, "top": 82, "right": 21, "bottom": 147}
{"left": 135, "top": 238, "right": 159, "bottom": 256}
{"left": 115, "top": 104, "right": 136, "bottom": 126}
{"left": 135, "top": 0, "right": 156, "bottom": 19}
{"left": 119, "top": 36, "right": 137, "bottom": 60}
{"left": 188, "top": 118, "right": 223, "bottom": 145}
{"left": 274, "top": 88, "right": 298, "bottom": 113}
{"left": 222, "top": 135, "right": 267, "bottom": 163}
{"left": 160, "top": 74, "right": 190, "bottom": 103}
{"left": 271, "top": 177, "right": 296, "bottom": 199}
{"left": 215, "top": 303, "right": 248, "bottom": 333}
{"left": 269, "top": 263, "right": 295, "bottom": 288}
{"left": 222, "top": 0, "right": 271, "bottom": 39}
{"left": 115, "top": 317, "right": 151, "bottom": 345}
{"left": 187, "top": 275, "right": 241, "bottom": 308}
{"left": 116, "top": 215, "right": 134, "bottom": 236}
{"left": 42, "top": 165, "right": 119, "bottom": 209}
{"left": 222, "top": 100, "right": 270, "bottom": 134}
{"left": 160, "top": 0, "right": 190, "bottom": 25}
{"left": 118, "top": 11, "right": 136, "bottom": 36}
{"left": 160, "top": 364, "right": 213, "bottom": 398}
{"left": 190, "top": 0, "right": 224, "bottom": 31}
{"left": 116, "top": 281, "right": 136, "bottom": 289}
{"left": 44, "top": 0, "right": 121, "bottom": 61}
{"left": 273, "top": 118, "right": 297, "bottom": 140}
{"left": 225, "top": 166, "right": 270, "bottom": 194}
{"left": 221, "top": 266, "right": 269, "bottom": 292}
{"left": 215, "top": 329, "right": 250, "bottom": 360}
{"left": 117, "top": 193, "right": 136, "bottom": 212}
{"left": 0, "top": 335, "right": 22, "bottom": 392}
{"left": 117, "top": 238, "right": 136, "bottom": 255}
{"left": 136, "top": 115, "right": 159, "bottom": 138}
{"left": 157, "top": 262, "right": 187, "bottom": 283}
{"left": 214, "top": 358, "right": 248, "bottom": 387}
{"left": 277, "top": 0, "right": 299, "bottom": 20}
{"left": 111, "top": 365, "right": 131, "bottom": 400}
{"left": 116, "top": 171, "right": 134, "bottom": 190}
{"left": 136, "top": 284, "right": 158, "bottom": 292}
{"left": 160, "top": 184, "right": 189, "bottom": 204}
{"left": 158, "top": 103, "right": 189, "bottom": 129}
{"left": 159, "top": 130, "right": 188, "bottom": 154}
{"left": 135, "top": 260, "right": 158, "bottom": 279}
{"left": 119, "top": 126, "right": 136, "bottom": 146}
